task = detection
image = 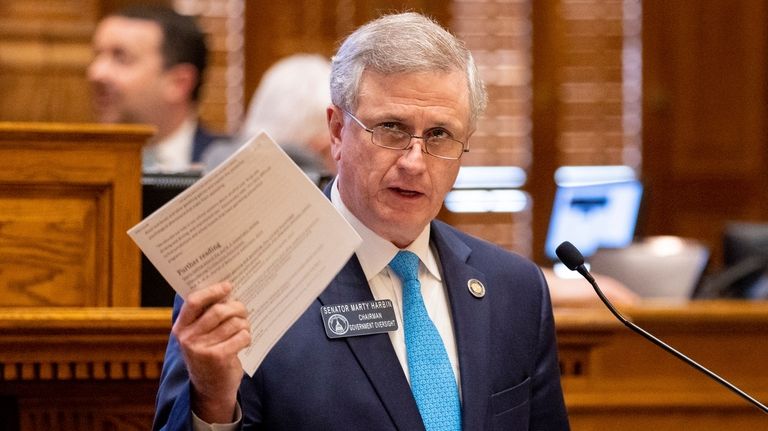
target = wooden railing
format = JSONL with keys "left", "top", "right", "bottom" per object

{"left": 3, "top": 302, "right": 768, "bottom": 430}
{"left": 560, "top": 300, "right": 768, "bottom": 430}
{"left": 0, "top": 308, "right": 170, "bottom": 430}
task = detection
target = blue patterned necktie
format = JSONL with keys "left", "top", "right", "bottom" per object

{"left": 389, "top": 250, "right": 461, "bottom": 431}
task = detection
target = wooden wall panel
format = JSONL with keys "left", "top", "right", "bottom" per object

{"left": 5, "top": 1, "right": 768, "bottom": 268}
{"left": 642, "top": 1, "right": 768, "bottom": 268}
{"left": 0, "top": 2, "right": 98, "bottom": 124}
{"left": 174, "top": 0, "right": 243, "bottom": 133}
{"left": 530, "top": 0, "right": 642, "bottom": 264}
{"left": 0, "top": 123, "right": 149, "bottom": 308}
{"left": 243, "top": 1, "right": 451, "bottom": 111}
{"left": 0, "top": 187, "right": 100, "bottom": 306}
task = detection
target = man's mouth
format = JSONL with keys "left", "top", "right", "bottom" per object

{"left": 392, "top": 187, "right": 422, "bottom": 197}
{"left": 92, "top": 93, "right": 113, "bottom": 108}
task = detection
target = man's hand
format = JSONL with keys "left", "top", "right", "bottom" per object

{"left": 173, "top": 281, "right": 251, "bottom": 424}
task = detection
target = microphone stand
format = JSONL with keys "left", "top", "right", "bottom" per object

{"left": 565, "top": 245, "right": 768, "bottom": 414}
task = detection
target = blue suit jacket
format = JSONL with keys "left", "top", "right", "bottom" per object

{"left": 153, "top": 220, "right": 569, "bottom": 430}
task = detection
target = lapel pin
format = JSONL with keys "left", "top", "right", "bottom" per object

{"left": 467, "top": 279, "right": 485, "bottom": 298}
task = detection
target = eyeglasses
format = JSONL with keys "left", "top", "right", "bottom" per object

{"left": 343, "top": 110, "right": 468, "bottom": 160}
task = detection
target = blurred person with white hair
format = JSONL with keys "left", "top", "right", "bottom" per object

{"left": 203, "top": 54, "right": 334, "bottom": 183}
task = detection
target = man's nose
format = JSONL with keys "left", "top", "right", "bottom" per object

{"left": 398, "top": 139, "right": 429, "bottom": 168}
{"left": 87, "top": 57, "right": 108, "bottom": 82}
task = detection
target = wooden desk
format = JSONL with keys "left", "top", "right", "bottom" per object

{"left": 1, "top": 302, "right": 767, "bottom": 430}
{"left": 0, "top": 122, "right": 154, "bottom": 429}
{"left": 0, "top": 307, "right": 171, "bottom": 429}
{"left": 558, "top": 300, "right": 768, "bottom": 430}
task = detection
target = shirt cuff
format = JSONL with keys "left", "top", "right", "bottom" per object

{"left": 191, "top": 402, "right": 242, "bottom": 431}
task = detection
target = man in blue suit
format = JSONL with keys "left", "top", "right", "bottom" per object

{"left": 153, "top": 12, "right": 569, "bottom": 430}
{"left": 88, "top": 5, "right": 220, "bottom": 172}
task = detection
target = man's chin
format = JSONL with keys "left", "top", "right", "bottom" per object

{"left": 91, "top": 105, "right": 126, "bottom": 124}
{"left": 379, "top": 216, "right": 430, "bottom": 247}
{"left": 95, "top": 113, "right": 127, "bottom": 124}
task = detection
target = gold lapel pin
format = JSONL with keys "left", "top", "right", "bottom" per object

{"left": 467, "top": 279, "right": 485, "bottom": 298}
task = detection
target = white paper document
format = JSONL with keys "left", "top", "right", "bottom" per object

{"left": 128, "top": 133, "right": 362, "bottom": 375}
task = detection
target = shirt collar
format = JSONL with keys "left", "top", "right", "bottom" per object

{"left": 144, "top": 117, "right": 197, "bottom": 173}
{"left": 330, "top": 178, "right": 441, "bottom": 282}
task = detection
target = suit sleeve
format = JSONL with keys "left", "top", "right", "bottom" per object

{"left": 152, "top": 295, "right": 195, "bottom": 431}
{"left": 529, "top": 268, "right": 571, "bottom": 430}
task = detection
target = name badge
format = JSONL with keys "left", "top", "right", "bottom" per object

{"left": 321, "top": 299, "right": 398, "bottom": 339}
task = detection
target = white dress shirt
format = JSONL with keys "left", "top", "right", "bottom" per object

{"left": 143, "top": 117, "right": 197, "bottom": 173}
{"left": 330, "top": 180, "right": 461, "bottom": 388}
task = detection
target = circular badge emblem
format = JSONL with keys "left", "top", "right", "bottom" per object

{"left": 467, "top": 279, "right": 486, "bottom": 298}
{"left": 328, "top": 314, "right": 350, "bottom": 336}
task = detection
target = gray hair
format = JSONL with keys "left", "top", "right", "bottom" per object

{"left": 240, "top": 54, "right": 332, "bottom": 146}
{"left": 330, "top": 12, "right": 487, "bottom": 129}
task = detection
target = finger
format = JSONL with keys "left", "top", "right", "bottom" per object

{"left": 185, "top": 327, "right": 251, "bottom": 368}
{"left": 181, "top": 299, "right": 248, "bottom": 338}
{"left": 176, "top": 281, "right": 232, "bottom": 328}
{"left": 198, "top": 314, "right": 251, "bottom": 348}
{"left": 210, "top": 327, "right": 252, "bottom": 358}
{"left": 173, "top": 300, "right": 248, "bottom": 352}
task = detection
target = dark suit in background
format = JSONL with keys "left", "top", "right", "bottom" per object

{"left": 191, "top": 126, "right": 221, "bottom": 164}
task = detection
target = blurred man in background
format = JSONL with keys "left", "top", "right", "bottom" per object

{"left": 88, "top": 5, "right": 222, "bottom": 172}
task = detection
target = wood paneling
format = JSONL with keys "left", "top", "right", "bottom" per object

{"left": 174, "top": 0, "right": 243, "bottom": 133}
{"left": 452, "top": 0, "right": 533, "bottom": 167}
{"left": 3, "top": 303, "right": 767, "bottom": 430}
{"left": 0, "top": 307, "right": 170, "bottom": 431}
{"left": 531, "top": 0, "right": 643, "bottom": 265}
{"left": 437, "top": 208, "right": 531, "bottom": 255}
{"left": 4, "top": 1, "right": 768, "bottom": 266}
{"left": 642, "top": 1, "right": 768, "bottom": 267}
{"left": 0, "top": 1, "right": 98, "bottom": 123}
{"left": 561, "top": 301, "right": 768, "bottom": 429}
{"left": 243, "top": 1, "right": 451, "bottom": 112}
{"left": 0, "top": 123, "right": 149, "bottom": 307}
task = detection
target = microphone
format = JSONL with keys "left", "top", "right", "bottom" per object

{"left": 555, "top": 241, "right": 768, "bottom": 414}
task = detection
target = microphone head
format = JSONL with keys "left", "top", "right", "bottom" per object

{"left": 555, "top": 241, "right": 585, "bottom": 270}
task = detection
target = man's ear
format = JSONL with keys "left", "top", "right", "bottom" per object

{"left": 327, "top": 105, "right": 344, "bottom": 162}
{"left": 163, "top": 63, "right": 198, "bottom": 104}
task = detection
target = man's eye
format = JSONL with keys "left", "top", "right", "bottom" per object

{"left": 113, "top": 49, "right": 134, "bottom": 65}
{"left": 427, "top": 128, "right": 453, "bottom": 139}
{"left": 379, "top": 122, "right": 402, "bottom": 131}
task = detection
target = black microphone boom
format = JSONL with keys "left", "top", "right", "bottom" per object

{"left": 555, "top": 241, "right": 768, "bottom": 415}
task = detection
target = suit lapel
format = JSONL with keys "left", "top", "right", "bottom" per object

{"left": 318, "top": 255, "right": 425, "bottom": 431}
{"left": 431, "top": 222, "right": 492, "bottom": 430}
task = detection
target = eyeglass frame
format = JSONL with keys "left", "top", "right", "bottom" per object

{"left": 342, "top": 109, "right": 469, "bottom": 160}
